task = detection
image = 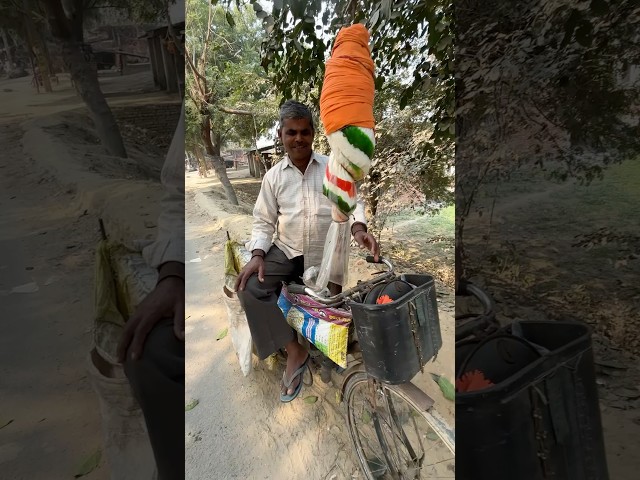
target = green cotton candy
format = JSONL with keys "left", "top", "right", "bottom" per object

{"left": 342, "top": 125, "right": 375, "bottom": 159}
{"left": 323, "top": 185, "right": 356, "bottom": 215}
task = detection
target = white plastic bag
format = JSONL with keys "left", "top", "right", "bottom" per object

{"left": 222, "top": 286, "right": 253, "bottom": 376}
{"left": 87, "top": 348, "right": 157, "bottom": 480}
{"left": 315, "top": 220, "right": 351, "bottom": 289}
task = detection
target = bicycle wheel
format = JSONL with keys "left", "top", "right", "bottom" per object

{"left": 344, "top": 372, "right": 455, "bottom": 479}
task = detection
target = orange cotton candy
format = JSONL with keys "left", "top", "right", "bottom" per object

{"left": 320, "top": 23, "right": 376, "bottom": 135}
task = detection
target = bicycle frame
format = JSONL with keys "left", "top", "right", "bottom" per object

{"left": 285, "top": 256, "right": 396, "bottom": 307}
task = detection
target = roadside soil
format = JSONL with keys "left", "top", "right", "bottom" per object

{"left": 462, "top": 161, "right": 640, "bottom": 478}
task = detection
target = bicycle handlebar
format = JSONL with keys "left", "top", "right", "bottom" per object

{"left": 285, "top": 256, "right": 395, "bottom": 306}
{"left": 455, "top": 280, "right": 497, "bottom": 341}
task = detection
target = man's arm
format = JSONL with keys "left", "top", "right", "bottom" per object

{"left": 142, "top": 110, "right": 185, "bottom": 273}
{"left": 350, "top": 195, "right": 380, "bottom": 261}
{"left": 117, "top": 106, "right": 185, "bottom": 362}
{"left": 246, "top": 174, "right": 278, "bottom": 256}
{"left": 350, "top": 196, "right": 367, "bottom": 235}
{"left": 236, "top": 174, "right": 279, "bottom": 290}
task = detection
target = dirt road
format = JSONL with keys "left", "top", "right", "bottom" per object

{"left": 0, "top": 121, "right": 108, "bottom": 479}
{"left": 0, "top": 70, "right": 173, "bottom": 479}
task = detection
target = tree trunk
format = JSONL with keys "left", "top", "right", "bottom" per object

{"left": 43, "top": 0, "right": 127, "bottom": 158}
{"left": 201, "top": 116, "right": 238, "bottom": 205}
{"left": 62, "top": 40, "right": 127, "bottom": 157}
{"left": 455, "top": 219, "right": 464, "bottom": 294}
{"left": 1, "top": 28, "right": 13, "bottom": 65}
{"left": 194, "top": 148, "right": 207, "bottom": 178}
{"left": 23, "top": 0, "right": 52, "bottom": 92}
{"left": 37, "top": 28, "right": 54, "bottom": 77}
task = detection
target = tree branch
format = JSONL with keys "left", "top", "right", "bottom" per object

{"left": 201, "top": 1, "right": 213, "bottom": 68}
{"left": 184, "top": 44, "right": 207, "bottom": 99}
{"left": 218, "top": 106, "right": 253, "bottom": 115}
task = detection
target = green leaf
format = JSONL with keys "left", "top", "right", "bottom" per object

{"left": 252, "top": 2, "right": 263, "bottom": 13}
{"left": 256, "top": 10, "right": 268, "bottom": 19}
{"left": 361, "top": 410, "right": 372, "bottom": 424}
{"left": 303, "top": 395, "right": 318, "bottom": 404}
{"left": 225, "top": 12, "right": 235, "bottom": 28}
{"left": 575, "top": 20, "right": 593, "bottom": 47}
{"left": 590, "top": 0, "right": 609, "bottom": 16}
{"left": 437, "top": 35, "right": 452, "bottom": 51}
{"left": 216, "top": 328, "right": 228, "bottom": 340}
{"left": 74, "top": 449, "right": 101, "bottom": 478}
{"left": 426, "top": 431, "right": 440, "bottom": 441}
{"left": 370, "top": 10, "right": 380, "bottom": 29}
{"left": 185, "top": 399, "right": 200, "bottom": 411}
{"left": 431, "top": 373, "right": 455, "bottom": 401}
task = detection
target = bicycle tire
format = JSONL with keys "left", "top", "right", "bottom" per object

{"left": 344, "top": 372, "right": 455, "bottom": 479}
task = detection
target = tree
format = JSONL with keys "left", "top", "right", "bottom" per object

{"left": 0, "top": 1, "right": 52, "bottom": 89}
{"left": 186, "top": 1, "right": 278, "bottom": 205}
{"left": 41, "top": 0, "right": 130, "bottom": 156}
{"left": 239, "top": 0, "right": 454, "bottom": 228}
{"left": 1, "top": 0, "right": 175, "bottom": 158}
{"left": 455, "top": 0, "right": 640, "bottom": 285}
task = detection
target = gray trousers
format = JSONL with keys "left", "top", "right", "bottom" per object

{"left": 237, "top": 246, "right": 304, "bottom": 360}
{"left": 124, "top": 317, "right": 184, "bottom": 480}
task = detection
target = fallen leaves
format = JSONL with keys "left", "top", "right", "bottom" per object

{"left": 74, "top": 449, "right": 101, "bottom": 478}
{"left": 216, "top": 328, "right": 228, "bottom": 341}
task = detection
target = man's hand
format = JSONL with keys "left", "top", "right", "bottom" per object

{"left": 117, "top": 276, "right": 185, "bottom": 363}
{"left": 235, "top": 255, "right": 265, "bottom": 291}
{"left": 354, "top": 230, "right": 380, "bottom": 262}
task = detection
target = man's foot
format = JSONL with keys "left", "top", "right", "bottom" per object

{"left": 280, "top": 341, "right": 310, "bottom": 401}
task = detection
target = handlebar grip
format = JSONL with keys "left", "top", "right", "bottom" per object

{"left": 366, "top": 255, "right": 383, "bottom": 264}
{"left": 285, "top": 284, "right": 307, "bottom": 295}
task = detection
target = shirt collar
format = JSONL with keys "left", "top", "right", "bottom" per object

{"left": 282, "top": 151, "right": 320, "bottom": 170}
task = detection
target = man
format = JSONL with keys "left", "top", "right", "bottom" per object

{"left": 235, "top": 100, "right": 379, "bottom": 402}
{"left": 116, "top": 106, "right": 185, "bottom": 480}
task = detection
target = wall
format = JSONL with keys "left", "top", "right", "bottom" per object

{"left": 111, "top": 102, "right": 182, "bottom": 151}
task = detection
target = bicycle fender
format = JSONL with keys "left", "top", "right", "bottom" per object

{"left": 339, "top": 361, "right": 366, "bottom": 400}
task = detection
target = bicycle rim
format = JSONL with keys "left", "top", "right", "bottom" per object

{"left": 344, "top": 372, "right": 455, "bottom": 479}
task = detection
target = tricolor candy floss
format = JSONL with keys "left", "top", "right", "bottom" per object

{"left": 320, "top": 23, "right": 376, "bottom": 220}
{"left": 323, "top": 126, "right": 375, "bottom": 219}
{"left": 310, "top": 23, "right": 376, "bottom": 288}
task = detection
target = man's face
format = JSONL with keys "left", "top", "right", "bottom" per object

{"left": 278, "top": 117, "right": 314, "bottom": 163}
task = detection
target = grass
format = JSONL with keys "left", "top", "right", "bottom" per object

{"left": 464, "top": 158, "right": 640, "bottom": 351}
{"left": 377, "top": 205, "right": 455, "bottom": 286}
{"left": 384, "top": 205, "right": 454, "bottom": 239}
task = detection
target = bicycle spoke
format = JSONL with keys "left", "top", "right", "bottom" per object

{"left": 346, "top": 374, "right": 455, "bottom": 480}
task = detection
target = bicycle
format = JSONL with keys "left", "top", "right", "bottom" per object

{"left": 285, "top": 257, "right": 455, "bottom": 480}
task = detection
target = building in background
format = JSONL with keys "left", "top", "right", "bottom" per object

{"left": 142, "top": 3, "right": 185, "bottom": 96}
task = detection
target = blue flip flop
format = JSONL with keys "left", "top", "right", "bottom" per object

{"left": 280, "top": 355, "right": 312, "bottom": 403}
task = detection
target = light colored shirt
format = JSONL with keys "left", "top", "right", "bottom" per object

{"left": 247, "top": 152, "right": 366, "bottom": 270}
{"left": 142, "top": 105, "right": 185, "bottom": 268}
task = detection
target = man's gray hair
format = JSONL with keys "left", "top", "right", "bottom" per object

{"left": 279, "top": 100, "right": 315, "bottom": 131}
